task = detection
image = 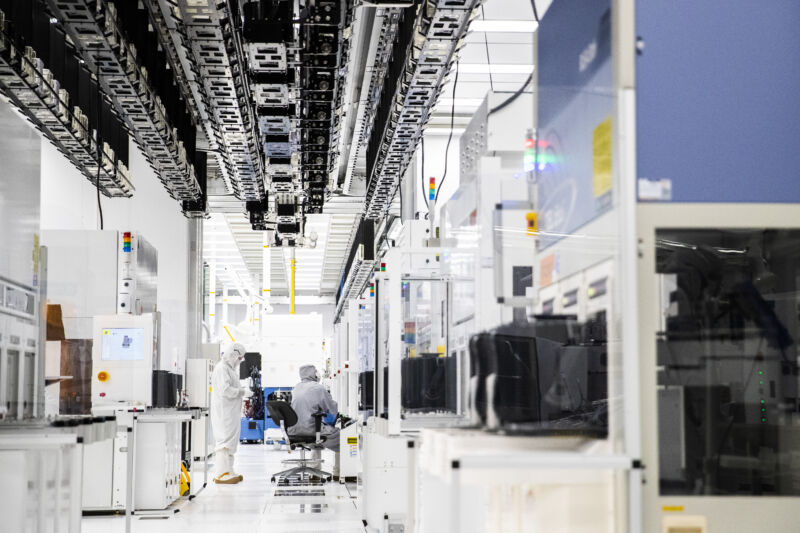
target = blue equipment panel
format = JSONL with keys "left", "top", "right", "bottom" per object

{"left": 537, "top": 0, "right": 613, "bottom": 248}
{"left": 636, "top": 0, "right": 800, "bottom": 203}
{"left": 240, "top": 418, "right": 265, "bottom": 442}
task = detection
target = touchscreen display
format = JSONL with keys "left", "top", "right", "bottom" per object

{"left": 101, "top": 328, "right": 145, "bottom": 361}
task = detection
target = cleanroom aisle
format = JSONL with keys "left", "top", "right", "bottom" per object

{"left": 81, "top": 445, "right": 365, "bottom": 533}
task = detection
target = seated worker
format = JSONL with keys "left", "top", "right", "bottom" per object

{"left": 290, "top": 364, "right": 340, "bottom": 454}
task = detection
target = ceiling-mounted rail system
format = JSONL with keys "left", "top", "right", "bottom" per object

{"left": 45, "top": 0, "right": 203, "bottom": 209}
{"left": 364, "top": 0, "right": 479, "bottom": 219}
{"left": 334, "top": 217, "right": 375, "bottom": 321}
{"left": 0, "top": 1, "right": 132, "bottom": 197}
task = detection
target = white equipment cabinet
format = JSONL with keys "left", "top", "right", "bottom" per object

{"left": 186, "top": 358, "right": 213, "bottom": 460}
{"left": 339, "top": 422, "right": 360, "bottom": 481}
{"left": 417, "top": 429, "right": 629, "bottom": 533}
{"left": 330, "top": 305, "right": 361, "bottom": 480}
{"left": 41, "top": 230, "right": 158, "bottom": 340}
{"left": 360, "top": 417, "right": 415, "bottom": 532}
{"left": 134, "top": 418, "right": 182, "bottom": 510}
{"left": 83, "top": 408, "right": 185, "bottom": 512}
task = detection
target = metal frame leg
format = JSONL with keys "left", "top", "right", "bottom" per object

{"left": 125, "top": 421, "right": 136, "bottom": 533}
{"left": 271, "top": 446, "right": 332, "bottom": 483}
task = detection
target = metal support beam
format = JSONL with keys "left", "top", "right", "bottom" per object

{"left": 290, "top": 248, "right": 296, "bottom": 314}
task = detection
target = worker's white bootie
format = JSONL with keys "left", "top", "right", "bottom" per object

{"left": 214, "top": 472, "right": 244, "bottom": 484}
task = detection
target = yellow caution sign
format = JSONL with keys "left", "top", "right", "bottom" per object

{"left": 662, "top": 505, "right": 684, "bottom": 512}
{"left": 347, "top": 437, "right": 358, "bottom": 445}
{"left": 592, "top": 117, "right": 612, "bottom": 197}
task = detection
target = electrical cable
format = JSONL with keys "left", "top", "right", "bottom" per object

{"left": 481, "top": 5, "right": 494, "bottom": 92}
{"left": 487, "top": 0, "right": 539, "bottom": 116}
{"left": 435, "top": 58, "right": 458, "bottom": 202}
{"left": 420, "top": 136, "right": 429, "bottom": 209}
{"left": 488, "top": 73, "right": 532, "bottom": 116}
{"left": 96, "top": 155, "right": 103, "bottom": 230}
{"left": 95, "top": 68, "right": 104, "bottom": 230}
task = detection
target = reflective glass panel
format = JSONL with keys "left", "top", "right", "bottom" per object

{"left": 358, "top": 300, "right": 375, "bottom": 412}
{"left": 400, "top": 279, "right": 458, "bottom": 415}
{"left": 657, "top": 229, "right": 800, "bottom": 496}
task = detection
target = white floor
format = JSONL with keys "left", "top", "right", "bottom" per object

{"left": 81, "top": 444, "right": 365, "bottom": 533}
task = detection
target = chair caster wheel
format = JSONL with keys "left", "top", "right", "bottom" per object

{"left": 271, "top": 477, "right": 276, "bottom": 482}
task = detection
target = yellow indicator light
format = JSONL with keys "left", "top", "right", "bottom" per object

{"left": 97, "top": 371, "right": 109, "bottom": 382}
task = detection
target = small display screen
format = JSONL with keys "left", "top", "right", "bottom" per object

{"left": 101, "top": 328, "right": 145, "bottom": 361}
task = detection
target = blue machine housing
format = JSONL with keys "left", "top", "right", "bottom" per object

{"left": 240, "top": 386, "right": 294, "bottom": 443}
{"left": 240, "top": 417, "right": 266, "bottom": 442}
{"left": 636, "top": 0, "right": 800, "bottom": 203}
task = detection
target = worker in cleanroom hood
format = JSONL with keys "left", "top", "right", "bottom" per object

{"left": 211, "top": 342, "right": 248, "bottom": 484}
{"left": 290, "top": 364, "right": 340, "bottom": 453}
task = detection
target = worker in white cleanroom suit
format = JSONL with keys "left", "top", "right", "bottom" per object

{"left": 290, "top": 364, "right": 340, "bottom": 453}
{"left": 211, "top": 342, "right": 248, "bottom": 484}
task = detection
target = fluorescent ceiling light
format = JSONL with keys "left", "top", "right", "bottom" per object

{"left": 471, "top": 20, "right": 538, "bottom": 33}
{"left": 424, "top": 127, "right": 467, "bottom": 137}
{"left": 458, "top": 63, "right": 534, "bottom": 75}
{"left": 435, "top": 98, "right": 485, "bottom": 107}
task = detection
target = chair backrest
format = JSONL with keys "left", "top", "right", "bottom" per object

{"left": 266, "top": 400, "right": 298, "bottom": 429}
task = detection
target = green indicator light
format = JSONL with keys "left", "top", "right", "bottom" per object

{"left": 759, "top": 380, "right": 764, "bottom": 385}
{"left": 761, "top": 399, "right": 765, "bottom": 404}
{"left": 762, "top": 408, "right": 766, "bottom": 412}
{"left": 758, "top": 370, "right": 764, "bottom": 375}
{"left": 762, "top": 418, "right": 767, "bottom": 422}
